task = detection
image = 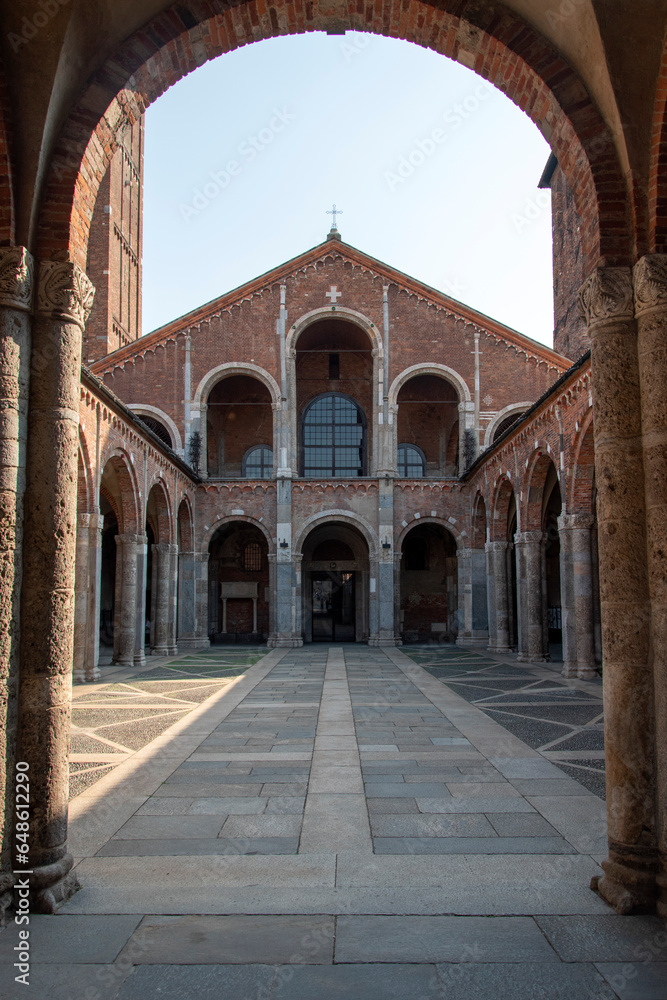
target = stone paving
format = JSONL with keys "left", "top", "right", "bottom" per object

{"left": 1, "top": 644, "right": 666, "bottom": 999}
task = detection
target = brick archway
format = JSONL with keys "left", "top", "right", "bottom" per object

{"left": 36, "top": 0, "right": 631, "bottom": 271}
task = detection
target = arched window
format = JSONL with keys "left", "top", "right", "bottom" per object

{"left": 302, "top": 394, "right": 366, "bottom": 477}
{"left": 242, "top": 445, "right": 273, "bottom": 478}
{"left": 397, "top": 443, "right": 426, "bottom": 477}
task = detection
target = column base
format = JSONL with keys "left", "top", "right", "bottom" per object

{"left": 562, "top": 661, "right": 578, "bottom": 678}
{"left": 591, "top": 848, "right": 659, "bottom": 914}
{"left": 113, "top": 654, "right": 134, "bottom": 667}
{"left": 177, "top": 637, "right": 211, "bottom": 649}
{"left": 151, "top": 645, "right": 170, "bottom": 656}
{"left": 72, "top": 665, "right": 102, "bottom": 683}
{"left": 488, "top": 644, "right": 511, "bottom": 654}
{"left": 27, "top": 853, "right": 80, "bottom": 914}
{"left": 167, "top": 645, "right": 178, "bottom": 655}
{"left": 577, "top": 664, "right": 599, "bottom": 680}
{"left": 368, "top": 637, "right": 401, "bottom": 647}
{"left": 267, "top": 635, "right": 303, "bottom": 647}
{"left": 133, "top": 651, "right": 146, "bottom": 667}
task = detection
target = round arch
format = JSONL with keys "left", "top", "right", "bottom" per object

{"left": 128, "top": 404, "right": 183, "bottom": 454}
{"left": 177, "top": 495, "right": 195, "bottom": 552}
{"left": 389, "top": 363, "right": 471, "bottom": 407}
{"left": 77, "top": 429, "right": 95, "bottom": 514}
{"left": 193, "top": 362, "right": 281, "bottom": 408}
{"left": 484, "top": 402, "right": 534, "bottom": 449}
{"left": 146, "top": 478, "right": 173, "bottom": 544}
{"left": 490, "top": 474, "right": 517, "bottom": 542}
{"left": 523, "top": 448, "right": 561, "bottom": 531}
{"left": 98, "top": 449, "right": 141, "bottom": 534}
{"left": 569, "top": 408, "right": 596, "bottom": 513}
{"left": 294, "top": 510, "right": 378, "bottom": 559}
{"left": 200, "top": 514, "right": 273, "bottom": 554}
{"left": 36, "top": 1, "right": 632, "bottom": 272}
{"left": 395, "top": 515, "right": 463, "bottom": 552}
{"left": 287, "top": 305, "right": 383, "bottom": 357}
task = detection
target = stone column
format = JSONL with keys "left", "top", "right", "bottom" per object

{"left": 16, "top": 258, "right": 94, "bottom": 912}
{"left": 114, "top": 533, "right": 138, "bottom": 666}
{"left": 151, "top": 542, "right": 171, "bottom": 655}
{"left": 515, "top": 531, "right": 548, "bottom": 662}
{"left": 485, "top": 542, "right": 498, "bottom": 651}
{"left": 134, "top": 532, "right": 147, "bottom": 667}
{"left": 0, "top": 247, "right": 33, "bottom": 919}
{"left": 176, "top": 549, "right": 199, "bottom": 646}
{"left": 633, "top": 255, "right": 667, "bottom": 916}
{"left": 559, "top": 513, "right": 596, "bottom": 680}
{"left": 490, "top": 540, "right": 510, "bottom": 653}
{"left": 73, "top": 513, "right": 92, "bottom": 683}
{"left": 86, "top": 513, "right": 103, "bottom": 679}
{"left": 471, "top": 546, "right": 488, "bottom": 644}
{"left": 370, "top": 478, "right": 398, "bottom": 645}
{"left": 168, "top": 543, "right": 179, "bottom": 654}
{"left": 455, "top": 547, "right": 474, "bottom": 646}
{"left": 269, "top": 478, "right": 302, "bottom": 646}
{"left": 579, "top": 265, "right": 657, "bottom": 914}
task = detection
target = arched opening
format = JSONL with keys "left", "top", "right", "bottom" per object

{"left": 507, "top": 492, "right": 519, "bottom": 651}
{"left": 472, "top": 494, "right": 489, "bottom": 643}
{"left": 208, "top": 522, "right": 270, "bottom": 643}
{"left": 98, "top": 456, "right": 138, "bottom": 665}
{"left": 301, "top": 522, "right": 370, "bottom": 642}
{"left": 98, "top": 494, "right": 118, "bottom": 657}
{"left": 296, "top": 319, "right": 372, "bottom": 476}
{"left": 493, "top": 412, "right": 525, "bottom": 444}
{"left": 396, "top": 374, "right": 460, "bottom": 477}
{"left": 145, "top": 482, "right": 172, "bottom": 656}
{"left": 206, "top": 375, "right": 273, "bottom": 479}
{"left": 400, "top": 523, "right": 457, "bottom": 643}
{"left": 176, "top": 498, "right": 195, "bottom": 642}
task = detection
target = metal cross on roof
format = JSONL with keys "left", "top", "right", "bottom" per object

{"left": 326, "top": 204, "right": 343, "bottom": 230}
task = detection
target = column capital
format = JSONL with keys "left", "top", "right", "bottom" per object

{"left": 633, "top": 254, "right": 667, "bottom": 317}
{"left": 578, "top": 265, "right": 633, "bottom": 326}
{"left": 37, "top": 257, "right": 95, "bottom": 329}
{"left": 486, "top": 540, "right": 509, "bottom": 553}
{"left": 515, "top": 529, "right": 545, "bottom": 545}
{"left": 0, "top": 246, "right": 34, "bottom": 312}
{"left": 558, "top": 512, "right": 594, "bottom": 532}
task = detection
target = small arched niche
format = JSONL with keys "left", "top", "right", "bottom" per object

{"left": 206, "top": 375, "right": 273, "bottom": 478}
{"left": 396, "top": 374, "right": 460, "bottom": 477}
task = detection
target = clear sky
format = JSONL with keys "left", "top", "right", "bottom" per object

{"left": 143, "top": 32, "right": 554, "bottom": 345}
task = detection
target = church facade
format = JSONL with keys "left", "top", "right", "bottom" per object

{"left": 75, "top": 206, "right": 600, "bottom": 682}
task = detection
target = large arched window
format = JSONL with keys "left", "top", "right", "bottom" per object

{"left": 302, "top": 393, "right": 366, "bottom": 477}
{"left": 397, "top": 443, "right": 426, "bottom": 477}
{"left": 242, "top": 445, "right": 273, "bottom": 478}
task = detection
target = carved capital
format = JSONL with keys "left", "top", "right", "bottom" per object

{"left": 37, "top": 259, "right": 95, "bottom": 329}
{"left": 633, "top": 254, "right": 667, "bottom": 317}
{"left": 0, "top": 246, "right": 34, "bottom": 312}
{"left": 558, "top": 512, "right": 594, "bottom": 532}
{"left": 577, "top": 266, "right": 633, "bottom": 327}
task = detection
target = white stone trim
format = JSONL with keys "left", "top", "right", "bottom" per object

{"left": 388, "top": 363, "right": 471, "bottom": 406}
{"left": 293, "top": 509, "right": 379, "bottom": 558}
{"left": 483, "top": 402, "right": 534, "bottom": 449}
{"left": 286, "top": 305, "right": 383, "bottom": 357}
{"left": 193, "top": 362, "right": 281, "bottom": 407}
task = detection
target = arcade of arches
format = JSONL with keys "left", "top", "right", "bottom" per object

{"left": 0, "top": 0, "right": 667, "bottom": 927}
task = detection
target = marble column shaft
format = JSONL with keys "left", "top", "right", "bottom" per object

{"left": 168, "top": 543, "right": 179, "bottom": 654}
{"left": 0, "top": 247, "right": 33, "bottom": 918}
{"left": 633, "top": 254, "right": 667, "bottom": 916}
{"left": 579, "top": 264, "right": 657, "bottom": 913}
{"left": 491, "top": 540, "right": 510, "bottom": 652}
{"left": 16, "top": 258, "right": 94, "bottom": 912}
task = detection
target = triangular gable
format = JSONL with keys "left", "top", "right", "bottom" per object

{"left": 91, "top": 238, "right": 571, "bottom": 375}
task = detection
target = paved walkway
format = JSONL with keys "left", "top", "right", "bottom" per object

{"left": 2, "top": 645, "right": 666, "bottom": 999}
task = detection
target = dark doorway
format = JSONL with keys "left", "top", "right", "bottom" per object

{"left": 311, "top": 572, "right": 355, "bottom": 641}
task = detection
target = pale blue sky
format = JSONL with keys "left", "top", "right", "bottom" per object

{"left": 143, "top": 32, "right": 554, "bottom": 345}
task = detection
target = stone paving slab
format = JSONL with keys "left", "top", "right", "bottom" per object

{"left": 536, "top": 914, "right": 667, "bottom": 961}
{"left": 335, "top": 915, "right": 559, "bottom": 963}
{"left": 0, "top": 963, "right": 132, "bottom": 1000}
{"left": 270, "top": 963, "right": 443, "bottom": 999}
{"left": 435, "top": 962, "right": 619, "bottom": 999}
{"left": 596, "top": 963, "right": 667, "bottom": 999}
{"left": 120, "top": 914, "right": 335, "bottom": 964}
{"left": 373, "top": 835, "right": 576, "bottom": 854}
{"left": 0, "top": 914, "right": 141, "bottom": 964}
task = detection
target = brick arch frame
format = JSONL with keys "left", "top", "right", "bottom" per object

{"left": 146, "top": 478, "right": 172, "bottom": 544}
{"left": 99, "top": 451, "right": 140, "bottom": 534}
{"left": 522, "top": 449, "right": 560, "bottom": 531}
{"left": 649, "top": 35, "right": 667, "bottom": 252}
{"left": 177, "top": 495, "right": 194, "bottom": 552}
{"left": 389, "top": 363, "right": 471, "bottom": 407}
{"left": 294, "top": 510, "right": 378, "bottom": 559}
{"left": 396, "top": 516, "right": 463, "bottom": 552}
{"left": 36, "top": 0, "right": 631, "bottom": 271}
{"left": 201, "top": 514, "right": 273, "bottom": 554}
{"left": 569, "top": 408, "right": 596, "bottom": 514}
{"left": 490, "top": 475, "right": 516, "bottom": 542}
{"left": 287, "top": 306, "right": 383, "bottom": 359}
{"left": 471, "top": 491, "right": 487, "bottom": 549}
{"left": 194, "top": 362, "right": 280, "bottom": 408}
{"left": 77, "top": 430, "right": 95, "bottom": 515}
